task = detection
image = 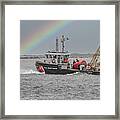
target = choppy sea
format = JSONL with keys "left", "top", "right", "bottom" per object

{"left": 20, "top": 57, "right": 100, "bottom": 100}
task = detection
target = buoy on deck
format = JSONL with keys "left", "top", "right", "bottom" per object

{"left": 73, "top": 60, "right": 87, "bottom": 69}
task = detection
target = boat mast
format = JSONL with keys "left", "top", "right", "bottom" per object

{"left": 61, "top": 35, "right": 65, "bottom": 52}
{"left": 56, "top": 38, "right": 59, "bottom": 52}
{"left": 61, "top": 35, "right": 69, "bottom": 52}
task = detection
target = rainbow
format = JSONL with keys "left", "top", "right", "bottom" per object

{"left": 21, "top": 20, "right": 73, "bottom": 54}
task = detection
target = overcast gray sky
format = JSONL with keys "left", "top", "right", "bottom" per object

{"left": 20, "top": 20, "right": 100, "bottom": 55}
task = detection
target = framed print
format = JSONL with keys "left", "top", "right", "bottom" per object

{"left": 0, "top": 0, "right": 119, "bottom": 119}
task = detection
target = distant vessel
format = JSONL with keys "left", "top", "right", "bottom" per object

{"left": 35, "top": 35, "right": 84, "bottom": 74}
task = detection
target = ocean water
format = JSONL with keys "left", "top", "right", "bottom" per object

{"left": 20, "top": 58, "right": 100, "bottom": 100}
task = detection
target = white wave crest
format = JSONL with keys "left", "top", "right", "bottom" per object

{"left": 20, "top": 69, "right": 45, "bottom": 75}
{"left": 66, "top": 72, "right": 79, "bottom": 75}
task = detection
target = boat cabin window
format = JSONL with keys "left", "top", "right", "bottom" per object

{"left": 46, "top": 55, "right": 48, "bottom": 58}
{"left": 53, "top": 55, "right": 57, "bottom": 59}
{"left": 49, "top": 55, "right": 52, "bottom": 58}
{"left": 64, "top": 55, "right": 69, "bottom": 59}
{"left": 45, "top": 54, "right": 53, "bottom": 59}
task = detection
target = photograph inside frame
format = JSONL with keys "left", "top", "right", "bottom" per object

{"left": 20, "top": 20, "right": 100, "bottom": 100}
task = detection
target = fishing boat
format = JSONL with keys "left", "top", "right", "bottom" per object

{"left": 35, "top": 35, "right": 100, "bottom": 75}
{"left": 35, "top": 35, "right": 79, "bottom": 74}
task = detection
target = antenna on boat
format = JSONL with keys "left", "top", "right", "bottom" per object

{"left": 61, "top": 35, "right": 69, "bottom": 52}
{"left": 56, "top": 37, "right": 59, "bottom": 52}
